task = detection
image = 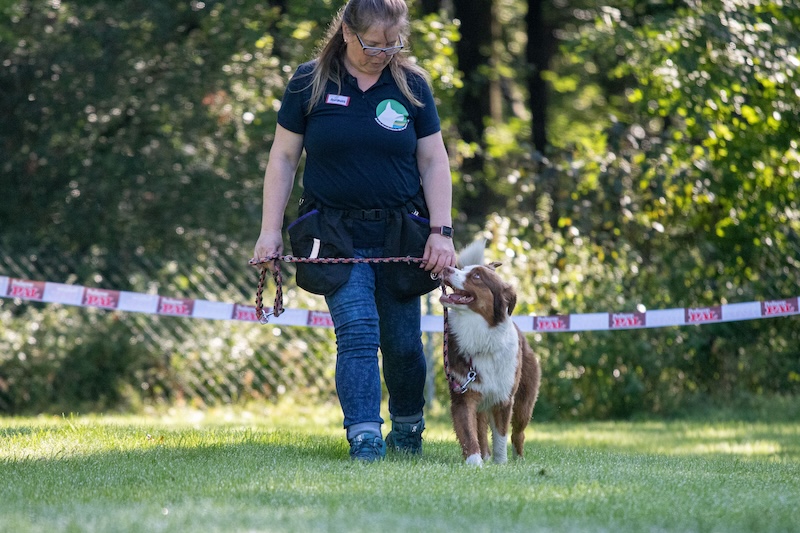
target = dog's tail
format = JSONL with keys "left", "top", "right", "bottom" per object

{"left": 457, "top": 238, "right": 486, "bottom": 268}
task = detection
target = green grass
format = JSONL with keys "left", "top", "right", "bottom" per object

{"left": 2, "top": 403, "right": 799, "bottom": 533}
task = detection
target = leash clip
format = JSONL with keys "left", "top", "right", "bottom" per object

{"left": 456, "top": 369, "right": 477, "bottom": 394}
{"left": 257, "top": 310, "right": 272, "bottom": 325}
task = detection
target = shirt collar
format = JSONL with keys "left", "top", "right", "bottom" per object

{"left": 342, "top": 64, "right": 393, "bottom": 90}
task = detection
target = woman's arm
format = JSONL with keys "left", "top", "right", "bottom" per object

{"left": 417, "top": 131, "right": 456, "bottom": 274}
{"left": 253, "top": 125, "right": 305, "bottom": 263}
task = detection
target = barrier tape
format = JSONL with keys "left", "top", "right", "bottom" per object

{"left": 1, "top": 275, "right": 798, "bottom": 333}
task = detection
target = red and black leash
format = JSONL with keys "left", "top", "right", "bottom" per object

{"left": 250, "top": 254, "right": 474, "bottom": 393}
{"left": 250, "top": 254, "right": 427, "bottom": 322}
{"left": 441, "top": 304, "right": 477, "bottom": 393}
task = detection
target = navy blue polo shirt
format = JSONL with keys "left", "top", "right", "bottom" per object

{"left": 277, "top": 61, "right": 441, "bottom": 210}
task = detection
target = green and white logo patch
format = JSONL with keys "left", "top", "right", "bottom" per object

{"left": 375, "top": 99, "right": 409, "bottom": 131}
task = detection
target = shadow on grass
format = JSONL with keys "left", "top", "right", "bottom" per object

{"left": 1, "top": 416, "right": 799, "bottom": 532}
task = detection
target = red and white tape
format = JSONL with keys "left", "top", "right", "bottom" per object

{"left": 1, "top": 276, "right": 797, "bottom": 332}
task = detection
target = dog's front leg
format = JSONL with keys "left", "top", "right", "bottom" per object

{"left": 490, "top": 403, "right": 513, "bottom": 464}
{"left": 477, "top": 411, "right": 490, "bottom": 461}
{"left": 450, "top": 392, "right": 483, "bottom": 466}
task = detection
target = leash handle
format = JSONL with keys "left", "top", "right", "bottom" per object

{"left": 254, "top": 258, "right": 283, "bottom": 323}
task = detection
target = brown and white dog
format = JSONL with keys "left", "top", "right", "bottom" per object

{"left": 439, "top": 240, "right": 541, "bottom": 466}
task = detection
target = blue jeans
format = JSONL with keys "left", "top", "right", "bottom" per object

{"left": 324, "top": 248, "right": 426, "bottom": 437}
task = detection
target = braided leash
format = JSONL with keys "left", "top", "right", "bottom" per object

{"left": 249, "top": 254, "right": 472, "bottom": 392}
{"left": 249, "top": 254, "right": 428, "bottom": 323}
{"left": 441, "top": 304, "right": 477, "bottom": 394}
{"left": 253, "top": 258, "right": 284, "bottom": 323}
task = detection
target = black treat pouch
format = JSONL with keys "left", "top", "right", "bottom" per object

{"left": 381, "top": 196, "right": 440, "bottom": 300}
{"left": 287, "top": 197, "right": 354, "bottom": 295}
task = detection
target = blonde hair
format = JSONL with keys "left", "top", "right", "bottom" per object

{"left": 300, "top": 0, "right": 430, "bottom": 114}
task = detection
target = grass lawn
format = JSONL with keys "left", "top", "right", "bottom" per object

{"left": 1, "top": 402, "right": 799, "bottom": 533}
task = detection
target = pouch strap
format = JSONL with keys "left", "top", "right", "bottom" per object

{"left": 302, "top": 189, "right": 425, "bottom": 221}
{"left": 344, "top": 208, "right": 386, "bottom": 220}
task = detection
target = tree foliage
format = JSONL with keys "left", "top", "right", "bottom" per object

{"left": 1, "top": 0, "right": 798, "bottom": 417}
{"left": 498, "top": 0, "right": 800, "bottom": 416}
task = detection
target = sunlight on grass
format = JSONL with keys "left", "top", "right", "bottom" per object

{"left": 683, "top": 440, "right": 781, "bottom": 456}
{"left": 528, "top": 420, "right": 800, "bottom": 460}
{"left": 2, "top": 404, "right": 799, "bottom": 533}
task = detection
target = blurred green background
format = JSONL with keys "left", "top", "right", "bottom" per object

{"left": 1, "top": 0, "right": 798, "bottom": 418}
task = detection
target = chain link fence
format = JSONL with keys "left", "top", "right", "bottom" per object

{"left": 0, "top": 242, "right": 445, "bottom": 413}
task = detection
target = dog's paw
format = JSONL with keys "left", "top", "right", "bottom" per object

{"left": 465, "top": 453, "right": 484, "bottom": 467}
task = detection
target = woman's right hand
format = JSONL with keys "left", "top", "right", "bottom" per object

{"left": 253, "top": 229, "right": 284, "bottom": 272}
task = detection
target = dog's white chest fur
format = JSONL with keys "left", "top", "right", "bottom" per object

{"left": 449, "top": 312, "right": 519, "bottom": 406}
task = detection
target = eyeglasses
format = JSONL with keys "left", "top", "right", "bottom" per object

{"left": 354, "top": 33, "right": 404, "bottom": 56}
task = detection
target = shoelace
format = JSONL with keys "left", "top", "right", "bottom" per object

{"left": 351, "top": 435, "right": 384, "bottom": 457}
{"left": 391, "top": 433, "right": 421, "bottom": 449}
{"left": 389, "top": 425, "right": 423, "bottom": 449}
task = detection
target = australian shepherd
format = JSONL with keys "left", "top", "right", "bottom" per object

{"left": 439, "top": 240, "right": 541, "bottom": 466}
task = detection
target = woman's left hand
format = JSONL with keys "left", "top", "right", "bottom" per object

{"left": 422, "top": 234, "right": 456, "bottom": 275}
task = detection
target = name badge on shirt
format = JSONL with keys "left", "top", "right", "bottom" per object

{"left": 326, "top": 94, "right": 350, "bottom": 106}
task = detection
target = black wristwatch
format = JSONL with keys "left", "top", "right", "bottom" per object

{"left": 430, "top": 226, "right": 453, "bottom": 238}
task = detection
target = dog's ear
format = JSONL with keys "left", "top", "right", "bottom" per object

{"left": 487, "top": 261, "right": 502, "bottom": 270}
{"left": 457, "top": 238, "right": 486, "bottom": 268}
{"left": 505, "top": 284, "right": 517, "bottom": 316}
{"left": 491, "top": 280, "right": 517, "bottom": 324}
{"left": 492, "top": 287, "right": 507, "bottom": 325}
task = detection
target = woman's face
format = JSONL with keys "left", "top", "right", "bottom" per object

{"left": 342, "top": 23, "right": 402, "bottom": 77}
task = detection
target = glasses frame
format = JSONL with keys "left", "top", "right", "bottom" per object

{"left": 354, "top": 33, "right": 404, "bottom": 57}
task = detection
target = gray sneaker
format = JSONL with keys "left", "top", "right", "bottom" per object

{"left": 385, "top": 419, "right": 425, "bottom": 455}
{"left": 348, "top": 433, "right": 386, "bottom": 462}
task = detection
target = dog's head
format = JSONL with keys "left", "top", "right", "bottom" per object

{"left": 439, "top": 240, "right": 517, "bottom": 327}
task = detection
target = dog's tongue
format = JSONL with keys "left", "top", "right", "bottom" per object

{"left": 439, "top": 292, "right": 474, "bottom": 305}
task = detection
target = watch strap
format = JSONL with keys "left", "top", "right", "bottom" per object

{"left": 430, "top": 226, "right": 453, "bottom": 238}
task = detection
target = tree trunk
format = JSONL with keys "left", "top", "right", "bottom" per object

{"left": 526, "top": 0, "right": 549, "bottom": 153}
{"left": 451, "top": 0, "right": 497, "bottom": 220}
{"left": 453, "top": 0, "right": 493, "bottom": 146}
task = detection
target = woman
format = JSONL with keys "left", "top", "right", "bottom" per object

{"left": 253, "top": 0, "right": 456, "bottom": 461}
